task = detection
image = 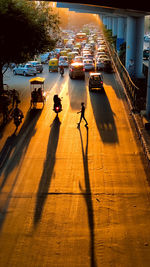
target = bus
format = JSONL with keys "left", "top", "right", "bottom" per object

{"left": 75, "top": 32, "right": 87, "bottom": 43}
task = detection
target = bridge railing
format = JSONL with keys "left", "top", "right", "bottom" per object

{"left": 106, "top": 41, "right": 140, "bottom": 111}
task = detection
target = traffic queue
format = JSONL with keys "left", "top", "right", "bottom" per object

{"left": 5, "top": 28, "right": 113, "bottom": 129}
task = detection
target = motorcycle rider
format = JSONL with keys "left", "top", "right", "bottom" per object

{"left": 13, "top": 102, "right": 24, "bottom": 129}
{"left": 53, "top": 94, "right": 62, "bottom": 110}
{"left": 59, "top": 64, "right": 64, "bottom": 75}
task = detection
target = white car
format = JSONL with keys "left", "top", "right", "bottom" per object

{"left": 28, "top": 61, "right": 43, "bottom": 73}
{"left": 95, "top": 51, "right": 106, "bottom": 59}
{"left": 58, "top": 56, "right": 69, "bottom": 67}
{"left": 13, "top": 63, "right": 37, "bottom": 76}
{"left": 96, "top": 57, "right": 110, "bottom": 70}
{"left": 83, "top": 59, "right": 95, "bottom": 71}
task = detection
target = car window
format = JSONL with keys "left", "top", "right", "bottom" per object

{"left": 26, "top": 64, "right": 32, "bottom": 68}
{"left": 84, "top": 60, "right": 92, "bottom": 64}
{"left": 91, "top": 75, "right": 101, "bottom": 81}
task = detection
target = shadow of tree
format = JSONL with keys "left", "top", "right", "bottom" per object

{"left": 33, "top": 115, "right": 61, "bottom": 227}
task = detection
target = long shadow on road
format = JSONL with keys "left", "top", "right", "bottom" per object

{"left": 78, "top": 126, "right": 97, "bottom": 267}
{"left": 68, "top": 78, "right": 87, "bottom": 111}
{"left": 90, "top": 90, "right": 119, "bottom": 144}
{"left": 33, "top": 115, "right": 61, "bottom": 227}
{"left": 0, "top": 109, "right": 42, "bottom": 191}
{"left": 0, "top": 108, "right": 42, "bottom": 231}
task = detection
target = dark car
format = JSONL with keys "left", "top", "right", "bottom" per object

{"left": 89, "top": 72, "right": 104, "bottom": 91}
{"left": 143, "top": 49, "right": 149, "bottom": 60}
{"left": 69, "top": 62, "right": 85, "bottom": 79}
{"left": 103, "top": 59, "right": 113, "bottom": 73}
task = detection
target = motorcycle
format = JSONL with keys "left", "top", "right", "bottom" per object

{"left": 60, "top": 67, "right": 64, "bottom": 77}
{"left": 53, "top": 95, "right": 62, "bottom": 115}
{"left": 13, "top": 113, "right": 24, "bottom": 128}
{"left": 53, "top": 103, "right": 62, "bottom": 115}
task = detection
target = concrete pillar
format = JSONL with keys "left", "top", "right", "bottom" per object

{"left": 117, "top": 17, "right": 125, "bottom": 51}
{"left": 103, "top": 16, "right": 108, "bottom": 28}
{"left": 126, "top": 16, "right": 144, "bottom": 77}
{"left": 108, "top": 17, "right": 112, "bottom": 30}
{"left": 135, "top": 16, "right": 144, "bottom": 77}
{"left": 146, "top": 43, "right": 150, "bottom": 118}
{"left": 112, "top": 17, "right": 118, "bottom": 36}
{"left": 126, "top": 16, "right": 136, "bottom": 75}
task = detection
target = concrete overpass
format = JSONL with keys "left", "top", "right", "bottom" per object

{"left": 42, "top": 0, "right": 150, "bottom": 14}
{"left": 54, "top": 1, "right": 150, "bottom": 118}
{"left": 38, "top": 0, "right": 150, "bottom": 117}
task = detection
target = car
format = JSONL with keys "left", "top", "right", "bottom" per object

{"left": 89, "top": 72, "right": 104, "bottom": 91}
{"left": 40, "top": 52, "right": 50, "bottom": 63}
{"left": 95, "top": 51, "right": 106, "bottom": 59}
{"left": 82, "top": 49, "right": 91, "bottom": 56}
{"left": 103, "top": 59, "right": 113, "bottom": 73}
{"left": 13, "top": 63, "right": 37, "bottom": 76}
{"left": 58, "top": 56, "right": 69, "bottom": 67}
{"left": 83, "top": 54, "right": 94, "bottom": 61}
{"left": 96, "top": 59, "right": 105, "bottom": 70}
{"left": 69, "top": 62, "right": 85, "bottom": 79}
{"left": 83, "top": 59, "right": 95, "bottom": 71}
{"left": 96, "top": 56, "right": 110, "bottom": 70}
{"left": 143, "top": 49, "right": 149, "bottom": 60}
{"left": 28, "top": 61, "right": 43, "bottom": 73}
{"left": 74, "top": 56, "right": 83, "bottom": 63}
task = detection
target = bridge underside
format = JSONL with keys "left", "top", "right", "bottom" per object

{"left": 40, "top": 0, "right": 150, "bottom": 15}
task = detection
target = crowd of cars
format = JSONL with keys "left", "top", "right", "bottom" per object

{"left": 65, "top": 31, "right": 113, "bottom": 90}
{"left": 12, "top": 29, "right": 113, "bottom": 91}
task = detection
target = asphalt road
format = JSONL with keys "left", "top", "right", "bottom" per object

{"left": 0, "top": 65, "right": 150, "bottom": 267}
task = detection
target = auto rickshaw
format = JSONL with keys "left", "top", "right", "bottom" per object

{"left": 49, "top": 58, "right": 58, "bottom": 72}
{"left": 30, "top": 77, "right": 46, "bottom": 108}
{"left": 67, "top": 52, "right": 78, "bottom": 63}
{"left": 60, "top": 50, "right": 68, "bottom": 56}
{"left": 64, "top": 39, "right": 68, "bottom": 45}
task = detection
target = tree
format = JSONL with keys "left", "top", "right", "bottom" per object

{"left": 0, "top": 0, "right": 60, "bottom": 90}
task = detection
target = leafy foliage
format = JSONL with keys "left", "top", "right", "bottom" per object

{"left": 0, "top": 0, "right": 60, "bottom": 66}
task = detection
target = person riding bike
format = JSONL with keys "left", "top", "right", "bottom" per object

{"left": 13, "top": 103, "right": 24, "bottom": 121}
{"left": 53, "top": 94, "right": 62, "bottom": 110}
{"left": 59, "top": 64, "right": 64, "bottom": 75}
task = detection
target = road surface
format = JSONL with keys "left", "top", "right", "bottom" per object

{"left": 0, "top": 66, "right": 150, "bottom": 267}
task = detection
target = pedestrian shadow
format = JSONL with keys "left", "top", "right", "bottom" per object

{"left": 90, "top": 91, "right": 119, "bottom": 144}
{"left": 0, "top": 108, "right": 42, "bottom": 192}
{"left": 78, "top": 126, "right": 97, "bottom": 267}
{"left": 33, "top": 115, "right": 61, "bottom": 227}
{"left": 68, "top": 78, "right": 87, "bottom": 111}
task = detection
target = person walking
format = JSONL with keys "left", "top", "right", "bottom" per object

{"left": 77, "top": 102, "right": 88, "bottom": 127}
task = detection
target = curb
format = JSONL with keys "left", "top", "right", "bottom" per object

{"left": 114, "top": 61, "right": 150, "bottom": 163}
